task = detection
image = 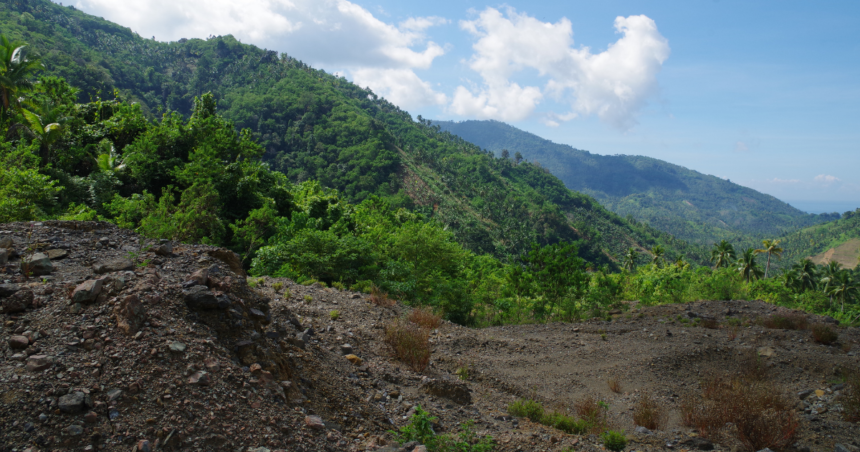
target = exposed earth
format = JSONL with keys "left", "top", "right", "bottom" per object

{"left": 1, "top": 221, "right": 859, "bottom": 452}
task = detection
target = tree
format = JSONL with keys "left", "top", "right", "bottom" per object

{"left": 792, "top": 259, "right": 818, "bottom": 292}
{"left": 514, "top": 151, "right": 523, "bottom": 165}
{"left": 826, "top": 270, "right": 859, "bottom": 313}
{"left": 21, "top": 98, "right": 69, "bottom": 164}
{"left": 650, "top": 245, "right": 665, "bottom": 267}
{"left": 819, "top": 261, "right": 843, "bottom": 308}
{"left": 710, "top": 240, "right": 736, "bottom": 269}
{"left": 622, "top": 247, "right": 638, "bottom": 272}
{"left": 0, "top": 36, "right": 42, "bottom": 122}
{"left": 501, "top": 149, "right": 510, "bottom": 160}
{"left": 755, "top": 239, "right": 783, "bottom": 278}
{"left": 737, "top": 248, "right": 763, "bottom": 283}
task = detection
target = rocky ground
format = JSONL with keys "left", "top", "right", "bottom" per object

{"left": 1, "top": 221, "right": 859, "bottom": 452}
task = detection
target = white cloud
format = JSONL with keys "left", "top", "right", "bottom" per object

{"left": 71, "top": 0, "right": 447, "bottom": 108}
{"left": 451, "top": 8, "right": 670, "bottom": 128}
{"left": 814, "top": 174, "right": 841, "bottom": 184}
{"left": 768, "top": 178, "right": 802, "bottom": 184}
{"left": 734, "top": 141, "right": 749, "bottom": 153}
{"left": 352, "top": 68, "right": 447, "bottom": 108}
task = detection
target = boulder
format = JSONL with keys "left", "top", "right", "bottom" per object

{"left": 71, "top": 279, "right": 103, "bottom": 304}
{"left": 93, "top": 258, "right": 134, "bottom": 274}
{"left": 114, "top": 294, "right": 146, "bottom": 335}
{"left": 183, "top": 285, "right": 229, "bottom": 310}
{"left": 22, "top": 253, "right": 52, "bottom": 276}
{"left": 153, "top": 241, "right": 173, "bottom": 256}
{"left": 58, "top": 391, "right": 93, "bottom": 413}
{"left": 9, "top": 335, "right": 29, "bottom": 349}
{"left": 680, "top": 437, "right": 714, "bottom": 451}
{"left": 2, "top": 290, "right": 34, "bottom": 313}
{"left": 420, "top": 379, "right": 472, "bottom": 405}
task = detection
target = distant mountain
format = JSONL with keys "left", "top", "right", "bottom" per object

{"left": 778, "top": 209, "right": 860, "bottom": 270}
{"left": 435, "top": 120, "right": 836, "bottom": 246}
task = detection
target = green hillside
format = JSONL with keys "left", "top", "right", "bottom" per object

{"left": 773, "top": 209, "right": 860, "bottom": 269}
{"left": 435, "top": 120, "right": 836, "bottom": 247}
{"left": 0, "top": 0, "right": 708, "bottom": 266}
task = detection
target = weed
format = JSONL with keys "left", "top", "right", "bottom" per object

{"left": 303, "top": 294, "right": 313, "bottom": 303}
{"left": 632, "top": 393, "right": 666, "bottom": 430}
{"left": 456, "top": 366, "right": 470, "bottom": 381}
{"left": 701, "top": 318, "right": 720, "bottom": 329}
{"left": 541, "top": 410, "right": 589, "bottom": 434}
{"left": 299, "top": 278, "right": 317, "bottom": 286}
{"left": 272, "top": 282, "right": 283, "bottom": 291}
{"left": 409, "top": 307, "right": 442, "bottom": 330}
{"left": 601, "top": 430, "right": 628, "bottom": 452}
{"left": 841, "top": 367, "right": 860, "bottom": 422}
{"left": 370, "top": 285, "right": 395, "bottom": 307}
{"left": 761, "top": 313, "right": 809, "bottom": 330}
{"left": 810, "top": 323, "right": 838, "bottom": 345}
{"left": 727, "top": 325, "right": 740, "bottom": 341}
{"left": 601, "top": 333, "right": 607, "bottom": 341}
{"left": 248, "top": 277, "right": 259, "bottom": 288}
{"left": 508, "top": 399, "right": 544, "bottom": 422}
{"left": 607, "top": 377, "right": 622, "bottom": 394}
{"left": 680, "top": 317, "right": 690, "bottom": 324}
{"left": 725, "top": 317, "right": 742, "bottom": 327}
{"left": 737, "top": 348, "right": 768, "bottom": 381}
{"left": 392, "top": 406, "right": 494, "bottom": 452}
{"left": 842, "top": 343, "right": 853, "bottom": 353}
{"left": 383, "top": 319, "right": 431, "bottom": 372}
{"left": 681, "top": 376, "right": 798, "bottom": 451}
{"left": 329, "top": 310, "right": 340, "bottom": 321}
{"left": 283, "top": 287, "right": 291, "bottom": 299}
{"left": 331, "top": 281, "right": 345, "bottom": 291}
{"left": 573, "top": 396, "right": 609, "bottom": 434}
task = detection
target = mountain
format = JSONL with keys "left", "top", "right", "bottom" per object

{"left": 434, "top": 120, "right": 836, "bottom": 247}
{"left": 776, "top": 208, "right": 860, "bottom": 270}
{"left": 0, "top": 0, "right": 708, "bottom": 266}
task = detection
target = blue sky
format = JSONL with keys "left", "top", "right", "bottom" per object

{"left": 68, "top": 0, "right": 860, "bottom": 213}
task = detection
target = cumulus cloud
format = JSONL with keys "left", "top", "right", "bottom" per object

{"left": 71, "top": 0, "right": 448, "bottom": 109}
{"left": 352, "top": 68, "right": 447, "bottom": 107}
{"left": 734, "top": 141, "right": 749, "bottom": 153}
{"left": 451, "top": 8, "right": 670, "bottom": 128}
{"left": 814, "top": 174, "right": 841, "bottom": 184}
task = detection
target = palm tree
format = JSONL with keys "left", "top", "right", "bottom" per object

{"left": 737, "top": 248, "right": 763, "bottom": 283}
{"left": 0, "top": 36, "right": 42, "bottom": 121}
{"left": 710, "top": 240, "right": 736, "bottom": 269}
{"left": 21, "top": 98, "right": 68, "bottom": 164}
{"left": 622, "top": 247, "right": 638, "bottom": 272}
{"left": 792, "top": 259, "right": 818, "bottom": 292}
{"left": 826, "top": 270, "right": 859, "bottom": 313}
{"left": 819, "top": 261, "right": 843, "bottom": 308}
{"left": 755, "top": 239, "right": 784, "bottom": 278}
{"left": 781, "top": 268, "right": 799, "bottom": 291}
{"left": 650, "top": 245, "right": 665, "bottom": 267}
{"left": 675, "top": 255, "right": 688, "bottom": 269}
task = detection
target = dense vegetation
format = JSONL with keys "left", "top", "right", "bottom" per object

{"left": 772, "top": 209, "right": 860, "bottom": 267}
{"left": 435, "top": 120, "right": 837, "bottom": 247}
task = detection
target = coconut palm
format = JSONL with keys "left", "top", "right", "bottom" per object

{"left": 826, "top": 270, "right": 859, "bottom": 313}
{"left": 622, "top": 247, "right": 638, "bottom": 272}
{"left": 792, "top": 259, "right": 818, "bottom": 292}
{"left": 650, "top": 245, "right": 665, "bottom": 267}
{"left": 20, "top": 98, "right": 68, "bottom": 164}
{"left": 737, "top": 248, "right": 763, "bottom": 283}
{"left": 0, "top": 36, "right": 42, "bottom": 121}
{"left": 711, "top": 240, "right": 736, "bottom": 269}
{"left": 755, "top": 239, "right": 784, "bottom": 278}
{"left": 675, "top": 255, "right": 688, "bottom": 269}
{"left": 819, "top": 261, "right": 843, "bottom": 307}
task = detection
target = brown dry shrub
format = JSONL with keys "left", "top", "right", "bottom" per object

{"left": 573, "top": 396, "right": 608, "bottom": 434}
{"left": 408, "top": 306, "right": 442, "bottom": 330}
{"left": 633, "top": 393, "right": 667, "bottom": 430}
{"left": 383, "top": 319, "right": 431, "bottom": 372}
{"left": 681, "top": 377, "right": 798, "bottom": 451}
{"left": 760, "top": 312, "right": 808, "bottom": 330}
{"left": 842, "top": 367, "right": 860, "bottom": 422}
{"left": 701, "top": 318, "right": 720, "bottom": 329}
{"left": 810, "top": 323, "right": 838, "bottom": 345}
{"left": 607, "top": 377, "right": 622, "bottom": 394}
{"left": 369, "top": 285, "right": 395, "bottom": 307}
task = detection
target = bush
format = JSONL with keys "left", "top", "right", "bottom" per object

{"left": 632, "top": 393, "right": 666, "bottom": 430}
{"left": 810, "top": 323, "right": 838, "bottom": 345}
{"left": 331, "top": 281, "right": 345, "bottom": 290}
{"left": 760, "top": 313, "right": 808, "bottom": 330}
{"left": 508, "top": 399, "right": 544, "bottom": 422}
{"left": 573, "top": 396, "right": 609, "bottom": 434}
{"left": 601, "top": 430, "right": 627, "bottom": 452}
{"left": 329, "top": 310, "right": 340, "bottom": 320}
{"left": 271, "top": 281, "right": 283, "bottom": 291}
{"left": 541, "top": 411, "right": 588, "bottom": 435}
{"left": 409, "top": 307, "right": 442, "bottom": 330}
{"left": 370, "top": 284, "right": 395, "bottom": 307}
{"left": 681, "top": 377, "right": 798, "bottom": 451}
{"left": 392, "top": 405, "right": 494, "bottom": 452}
{"left": 383, "top": 319, "right": 431, "bottom": 372}
{"left": 303, "top": 294, "right": 313, "bottom": 303}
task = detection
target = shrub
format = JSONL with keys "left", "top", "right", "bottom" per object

{"left": 392, "top": 405, "right": 495, "bottom": 452}
{"left": 841, "top": 368, "right": 860, "bottom": 422}
{"left": 701, "top": 318, "right": 720, "bottom": 329}
{"left": 810, "top": 323, "right": 838, "bottom": 345}
{"left": 601, "top": 430, "right": 627, "bottom": 452}
{"left": 331, "top": 281, "right": 345, "bottom": 291}
{"left": 508, "top": 399, "right": 544, "bottom": 422}
{"left": 456, "top": 366, "right": 470, "bottom": 381}
{"left": 303, "top": 294, "right": 313, "bottom": 303}
{"left": 271, "top": 282, "right": 283, "bottom": 291}
{"left": 607, "top": 377, "right": 622, "bottom": 394}
{"left": 329, "top": 310, "right": 340, "bottom": 320}
{"left": 541, "top": 411, "right": 588, "bottom": 435}
{"left": 737, "top": 348, "right": 768, "bottom": 381}
{"left": 761, "top": 313, "right": 808, "bottom": 330}
{"left": 409, "top": 307, "right": 442, "bottom": 330}
{"left": 681, "top": 377, "right": 798, "bottom": 451}
{"left": 370, "top": 285, "right": 395, "bottom": 307}
{"left": 632, "top": 393, "right": 666, "bottom": 430}
{"left": 283, "top": 287, "right": 292, "bottom": 299}
{"left": 383, "top": 319, "right": 431, "bottom": 372}
{"left": 574, "top": 396, "right": 608, "bottom": 434}
{"left": 299, "top": 278, "right": 318, "bottom": 286}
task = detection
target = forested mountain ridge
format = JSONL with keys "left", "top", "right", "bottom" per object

{"left": 0, "top": 0, "right": 708, "bottom": 266}
{"left": 775, "top": 209, "right": 860, "bottom": 270}
{"left": 435, "top": 119, "right": 836, "bottom": 247}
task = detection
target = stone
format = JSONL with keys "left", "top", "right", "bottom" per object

{"left": 340, "top": 344, "right": 354, "bottom": 355}
{"left": 21, "top": 253, "right": 52, "bottom": 276}
{"left": 58, "top": 392, "right": 93, "bottom": 413}
{"left": 345, "top": 354, "right": 363, "bottom": 366}
{"left": 26, "top": 355, "right": 52, "bottom": 372}
{"left": 305, "top": 415, "right": 326, "bottom": 430}
{"left": 249, "top": 308, "right": 267, "bottom": 319}
{"left": 2, "top": 290, "right": 34, "bottom": 313}
{"left": 0, "top": 236, "right": 12, "bottom": 249}
{"left": 635, "top": 426, "right": 653, "bottom": 435}
{"left": 204, "top": 357, "right": 221, "bottom": 372}
{"left": 834, "top": 445, "right": 852, "bottom": 452}
{"left": 137, "top": 439, "right": 152, "bottom": 452}
{"left": 70, "top": 303, "right": 82, "bottom": 314}
{"left": 45, "top": 249, "right": 68, "bottom": 260}
{"left": 681, "top": 437, "right": 714, "bottom": 451}
{"left": 106, "top": 388, "right": 123, "bottom": 401}
{"left": 756, "top": 449, "right": 775, "bottom": 452}
{"left": 93, "top": 258, "right": 134, "bottom": 274}
{"left": 287, "top": 337, "right": 306, "bottom": 350}
{"left": 153, "top": 241, "right": 173, "bottom": 256}
{"left": 247, "top": 448, "right": 271, "bottom": 452}
{"left": 413, "top": 446, "right": 428, "bottom": 452}
{"left": 114, "top": 294, "right": 146, "bottom": 335}
{"left": 757, "top": 346, "right": 775, "bottom": 357}
{"left": 189, "top": 268, "right": 209, "bottom": 286}
{"left": 188, "top": 371, "right": 211, "bottom": 386}
{"left": 206, "top": 249, "right": 245, "bottom": 276}
{"left": 798, "top": 389, "right": 814, "bottom": 400}
{"left": 168, "top": 341, "right": 186, "bottom": 353}
{"left": 815, "top": 389, "right": 825, "bottom": 398}
{"left": 421, "top": 379, "right": 472, "bottom": 405}
{"left": 66, "top": 424, "right": 84, "bottom": 436}
{"left": 9, "top": 335, "right": 29, "bottom": 349}
{"left": 84, "top": 411, "right": 98, "bottom": 423}
{"left": 183, "top": 285, "right": 229, "bottom": 310}
{"left": 72, "top": 279, "right": 103, "bottom": 304}
{"left": 0, "top": 248, "right": 7, "bottom": 265}
{"left": 0, "top": 283, "right": 20, "bottom": 297}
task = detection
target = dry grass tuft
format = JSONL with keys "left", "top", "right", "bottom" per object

{"left": 383, "top": 319, "right": 431, "bottom": 372}
{"left": 736, "top": 348, "right": 768, "bottom": 381}
{"left": 573, "top": 396, "right": 608, "bottom": 434}
{"left": 408, "top": 306, "right": 442, "bottom": 330}
{"left": 607, "top": 377, "right": 622, "bottom": 394}
{"left": 760, "top": 312, "right": 809, "bottom": 330}
{"left": 681, "top": 376, "right": 798, "bottom": 451}
{"left": 810, "top": 323, "right": 838, "bottom": 345}
{"left": 701, "top": 318, "right": 720, "bottom": 329}
{"left": 369, "top": 285, "right": 395, "bottom": 307}
{"left": 726, "top": 325, "right": 740, "bottom": 341}
{"left": 632, "top": 392, "right": 667, "bottom": 431}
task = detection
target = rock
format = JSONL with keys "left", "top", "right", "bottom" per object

{"left": 183, "top": 285, "right": 229, "bottom": 310}
{"left": 345, "top": 354, "right": 363, "bottom": 366}
{"left": 114, "top": 294, "right": 146, "bottom": 335}
{"left": 340, "top": 344, "right": 354, "bottom": 355}
{"left": 757, "top": 346, "right": 775, "bottom": 357}
{"left": 66, "top": 424, "right": 84, "bottom": 436}
{"left": 168, "top": 341, "right": 186, "bottom": 353}
{"left": 189, "top": 267, "right": 209, "bottom": 286}
{"left": 71, "top": 279, "right": 103, "bottom": 304}
{"left": 757, "top": 449, "right": 775, "bottom": 452}
{"left": 287, "top": 337, "right": 306, "bottom": 350}
{"left": 0, "top": 236, "right": 12, "bottom": 249}
{"left": 106, "top": 388, "right": 123, "bottom": 401}
{"left": 45, "top": 249, "right": 68, "bottom": 260}
{"left": 634, "top": 426, "right": 653, "bottom": 435}
{"left": 70, "top": 303, "right": 82, "bottom": 314}
{"left": 815, "top": 389, "right": 825, "bottom": 398}
{"left": 834, "top": 445, "right": 853, "bottom": 452}
{"left": 137, "top": 439, "right": 152, "bottom": 452}
{"left": 21, "top": 253, "right": 52, "bottom": 276}
{"left": 2, "top": 290, "right": 34, "bottom": 313}
{"left": 413, "top": 446, "right": 428, "bottom": 452}
{"left": 9, "top": 335, "right": 29, "bottom": 349}
{"left": 84, "top": 411, "right": 98, "bottom": 423}
{"left": 681, "top": 437, "right": 714, "bottom": 451}
{"left": 93, "top": 258, "right": 134, "bottom": 274}
{"left": 246, "top": 448, "right": 270, "bottom": 452}
{"left": 58, "top": 391, "right": 93, "bottom": 413}
{"left": 0, "top": 283, "right": 20, "bottom": 297}
{"left": 421, "top": 379, "right": 472, "bottom": 405}
{"left": 188, "top": 371, "right": 211, "bottom": 386}
{"left": 206, "top": 249, "right": 245, "bottom": 276}
{"left": 249, "top": 308, "right": 267, "bottom": 319}
{"left": 296, "top": 331, "right": 311, "bottom": 344}
{"left": 25, "top": 355, "right": 53, "bottom": 372}
{"left": 0, "top": 248, "right": 7, "bottom": 265}
{"left": 305, "top": 415, "right": 326, "bottom": 430}
{"left": 153, "top": 241, "right": 173, "bottom": 256}
{"left": 204, "top": 357, "right": 221, "bottom": 372}
{"left": 798, "top": 389, "right": 814, "bottom": 400}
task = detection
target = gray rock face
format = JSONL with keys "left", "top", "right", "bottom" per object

{"left": 58, "top": 392, "right": 93, "bottom": 413}
{"left": 72, "top": 279, "right": 103, "bottom": 304}
{"left": 2, "top": 290, "right": 33, "bottom": 313}
{"left": 22, "top": 253, "right": 52, "bottom": 276}
{"left": 420, "top": 379, "right": 472, "bottom": 405}
{"left": 183, "top": 285, "right": 229, "bottom": 310}
{"left": 93, "top": 258, "right": 134, "bottom": 274}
